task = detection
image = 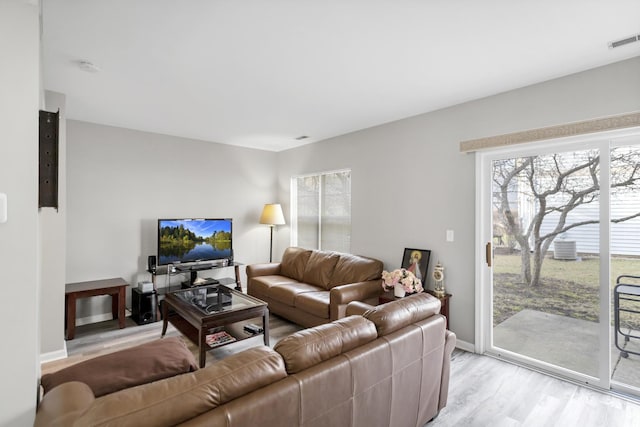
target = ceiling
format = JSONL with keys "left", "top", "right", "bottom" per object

{"left": 42, "top": 1, "right": 640, "bottom": 152}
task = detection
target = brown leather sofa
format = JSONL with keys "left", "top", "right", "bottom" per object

{"left": 35, "top": 293, "right": 456, "bottom": 427}
{"left": 247, "top": 247, "right": 384, "bottom": 327}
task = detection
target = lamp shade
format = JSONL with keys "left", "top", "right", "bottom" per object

{"left": 259, "top": 203, "right": 285, "bottom": 225}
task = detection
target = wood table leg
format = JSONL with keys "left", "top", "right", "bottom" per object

{"left": 263, "top": 309, "right": 270, "bottom": 346}
{"left": 117, "top": 286, "right": 126, "bottom": 329}
{"left": 111, "top": 292, "right": 118, "bottom": 319}
{"left": 161, "top": 302, "right": 169, "bottom": 337}
{"left": 64, "top": 294, "right": 68, "bottom": 330}
{"left": 66, "top": 294, "right": 76, "bottom": 340}
{"left": 234, "top": 264, "right": 242, "bottom": 291}
{"left": 198, "top": 328, "right": 207, "bottom": 368}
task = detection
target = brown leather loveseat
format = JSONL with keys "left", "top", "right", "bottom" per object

{"left": 247, "top": 247, "right": 383, "bottom": 327}
{"left": 35, "top": 293, "right": 456, "bottom": 427}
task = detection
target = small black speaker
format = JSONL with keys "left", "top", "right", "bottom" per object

{"left": 131, "top": 288, "right": 157, "bottom": 325}
{"left": 147, "top": 255, "right": 157, "bottom": 273}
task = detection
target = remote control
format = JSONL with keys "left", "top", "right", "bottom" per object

{"left": 244, "top": 324, "right": 263, "bottom": 334}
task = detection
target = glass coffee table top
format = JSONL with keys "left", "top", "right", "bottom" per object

{"left": 172, "top": 284, "right": 264, "bottom": 315}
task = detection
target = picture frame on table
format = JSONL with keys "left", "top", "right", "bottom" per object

{"left": 401, "top": 248, "right": 431, "bottom": 285}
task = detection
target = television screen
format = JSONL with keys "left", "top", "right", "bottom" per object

{"left": 157, "top": 218, "right": 232, "bottom": 265}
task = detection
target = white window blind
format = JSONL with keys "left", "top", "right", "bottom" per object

{"left": 291, "top": 170, "right": 351, "bottom": 252}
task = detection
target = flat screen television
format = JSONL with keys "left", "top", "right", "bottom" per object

{"left": 157, "top": 218, "right": 233, "bottom": 266}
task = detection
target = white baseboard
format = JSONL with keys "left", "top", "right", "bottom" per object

{"left": 40, "top": 343, "right": 67, "bottom": 364}
{"left": 455, "top": 339, "right": 475, "bottom": 353}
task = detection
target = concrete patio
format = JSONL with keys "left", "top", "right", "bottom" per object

{"left": 493, "top": 309, "right": 640, "bottom": 390}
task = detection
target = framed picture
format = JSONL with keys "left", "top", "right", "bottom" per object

{"left": 401, "top": 248, "right": 431, "bottom": 285}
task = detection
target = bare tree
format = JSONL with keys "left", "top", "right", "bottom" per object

{"left": 493, "top": 147, "right": 640, "bottom": 287}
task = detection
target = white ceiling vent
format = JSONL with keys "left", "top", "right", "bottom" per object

{"left": 608, "top": 34, "right": 640, "bottom": 49}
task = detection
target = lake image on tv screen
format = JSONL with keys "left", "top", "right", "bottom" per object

{"left": 158, "top": 219, "right": 231, "bottom": 265}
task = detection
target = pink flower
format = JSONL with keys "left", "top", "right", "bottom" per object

{"left": 381, "top": 268, "right": 424, "bottom": 294}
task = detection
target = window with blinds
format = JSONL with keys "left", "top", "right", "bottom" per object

{"left": 291, "top": 169, "right": 351, "bottom": 252}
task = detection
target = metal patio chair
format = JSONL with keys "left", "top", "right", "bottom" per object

{"left": 614, "top": 275, "right": 640, "bottom": 358}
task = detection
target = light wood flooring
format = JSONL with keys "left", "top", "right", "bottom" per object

{"left": 431, "top": 351, "right": 640, "bottom": 427}
{"left": 42, "top": 316, "right": 640, "bottom": 426}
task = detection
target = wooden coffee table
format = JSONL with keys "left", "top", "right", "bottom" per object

{"left": 161, "top": 285, "right": 269, "bottom": 368}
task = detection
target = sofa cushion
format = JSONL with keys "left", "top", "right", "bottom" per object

{"left": 364, "top": 293, "right": 441, "bottom": 336}
{"left": 280, "top": 247, "right": 312, "bottom": 282}
{"left": 270, "top": 283, "right": 322, "bottom": 307}
{"left": 302, "top": 250, "right": 341, "bottom": 289}
{"left": 329, "top": 253, "right": 383, "bottom": 287}
{"left": 274, "top": 315, "right": 377, "bottom": 374}
{"left": 295, "top": 291, "right": 330, "bottom": 319}
{"left": 249, "top": 275, "right": 301, "bottom": 296}
{"left": 40, "top": 337, "right": 198, "bottom": 398}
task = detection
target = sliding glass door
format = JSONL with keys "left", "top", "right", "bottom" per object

{"left": 610, "top": 142, "right": 640, "bottom": 395}
{"left": 478, "top": 132, "right": 640, "bottom": 393}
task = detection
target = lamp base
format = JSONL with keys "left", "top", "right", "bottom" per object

{"left": 269, "top": 225, "right": 274, "bottom": 263}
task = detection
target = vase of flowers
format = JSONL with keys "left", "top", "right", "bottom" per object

{"left": 381, "top": 268, "right": 424, "bottom": 297}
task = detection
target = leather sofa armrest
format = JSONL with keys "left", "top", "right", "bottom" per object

{"left": 331, "top": 280, "right": 382, "bottom": 304}
{"left": 35, "top": 381, "right": 95, "bottom": 427}
{"left": 346, "top": 301, "right": 374, "bottom": 316}
{"left": 438, "top": 330, "right": 457, "bottom": 411}
{"left": 246, "top": 263, "right": 281, "bottom": 279}
{"left": 330, "top": 280, "right": 382, "bottom": 320}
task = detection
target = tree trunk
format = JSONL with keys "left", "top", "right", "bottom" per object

{"left": 531, "top": 243, "right": 544, "bottom": 287}
{"left": 520, "top": 250, "right": 531, "bottom": 286}
{"left": 517, "top": 238, "right": 532, "bottom": 286}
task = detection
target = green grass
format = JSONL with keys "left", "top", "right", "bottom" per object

{"left": 494, "top": 253, "right": 640, "bottom": 287}
{"left": 493, "top": 253, "right": 640, "bottom": 328}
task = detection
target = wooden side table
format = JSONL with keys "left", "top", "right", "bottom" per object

{"left": 379, "top": 290, "right": 452, "bottom": 329}
{"left": 65, "top": 277, "right": 129, "bottom": 340}
{"left": 427, "top": 290, "right": 452, "bottom": 329}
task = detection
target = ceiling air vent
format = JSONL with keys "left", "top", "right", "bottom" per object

{"left": 608, "top": 34, "right": 640, "bottom": 49}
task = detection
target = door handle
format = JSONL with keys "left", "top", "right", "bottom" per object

{"left": 486, "top": 242, "right": 492, "bottom": 267}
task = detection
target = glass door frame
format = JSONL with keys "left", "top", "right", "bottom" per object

{"left": 473, "top": 130, "right": 640, "bottom": 391}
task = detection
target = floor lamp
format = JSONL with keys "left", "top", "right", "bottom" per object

{"left": 260, "top": 203, "right": 286, "bottom": 262}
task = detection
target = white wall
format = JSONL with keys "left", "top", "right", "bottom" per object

{"left": 39, "top": 91, "right": 67, "bottom": 360}
{"left": 0, "top": 1, "right": 41, "bottom": 425}
{"left": 277, "top": 57, "right": 640, "bottom": 346}
{"left": 64, "top": 121, "right": 277, "bottom": 321}
{"left": 47, "top": 57, "right": 640, "bottom": 360}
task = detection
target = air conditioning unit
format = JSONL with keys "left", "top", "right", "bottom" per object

{"left": 554, "top": 240, "right": 577, "bottom": 260}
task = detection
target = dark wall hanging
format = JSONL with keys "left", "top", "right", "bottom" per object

{"left": 39, "top": 109, "right": 59, "bottom": 209}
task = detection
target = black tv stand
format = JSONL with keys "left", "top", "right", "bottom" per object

{"left": 149, "top": 262, "right": 243, "bottom": 293}
{"left": 175, "top": 263, "right": 213, "bottom": 272}
{"left": 183, "top": 271, "right": 219, "bottom": 288}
